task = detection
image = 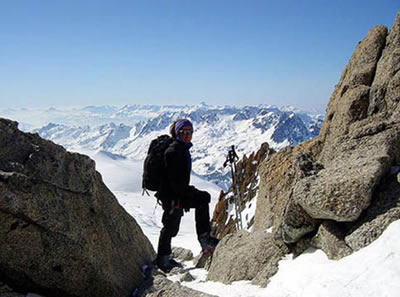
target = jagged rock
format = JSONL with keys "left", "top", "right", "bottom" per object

{"left": 310, "top": 221, "right": 352, "bottom": 260}
{"left": 207, "top": 230, "right": 289, "bottom": 286}
{"left": 140, "top": 274, "right": 216, "bottom": 297}
{"left": 211, "top": 191, "right": 236, "bottom": 238}
{"left": 171, "top": 246, "right": 194, "bottom": 261}
{"left": 370, "top": 12, "right": 400, "bottom": 117}
{"left": 209, "top": 11, "right": 400, "bottom": 286}
{"left": 318, "top": 26, "right": 387, "bottom": 148}
{"left": 211, "top": 142, "right": 274, "bottom": 238}
{"left": 0, "top": 118, "right": 156, "bottom": 297}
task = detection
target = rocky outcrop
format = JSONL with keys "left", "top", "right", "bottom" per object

{"left": 0, "top": 118, "right": 156, "bottom": 297}
{"left": 208, "top": 11, "right": 400, "bottom": 286}
{"left": 211, "top": 142, "right": 274, "bottom": 238}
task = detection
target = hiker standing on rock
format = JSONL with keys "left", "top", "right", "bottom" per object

{"left": 155, "top": 118, "right": 219, "bottom": 272}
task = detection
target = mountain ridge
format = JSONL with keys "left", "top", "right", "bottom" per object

{"left": 30, "top": 104, "right": 323, "bottom": 189}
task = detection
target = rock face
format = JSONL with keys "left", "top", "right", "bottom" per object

{"left": 208, "top": 11, "right": 400, "bottom": 285}
{"left": 0, "top": 118, "right": 156, "bottom": 297}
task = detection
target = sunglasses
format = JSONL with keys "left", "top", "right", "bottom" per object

{"left": 179, "top": 129, "right": 194, "bottom": 135}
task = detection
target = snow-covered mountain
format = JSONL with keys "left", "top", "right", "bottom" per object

{"left": 28, "top": 104, "right": 323, "bottom": 189}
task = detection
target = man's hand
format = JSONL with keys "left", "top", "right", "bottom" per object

{"left": 197, "top": 190, "right": 211, "bottom": 203}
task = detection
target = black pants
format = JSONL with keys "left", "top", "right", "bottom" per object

{"left": 157, "top": 198, "right": 211, "bottom": 256}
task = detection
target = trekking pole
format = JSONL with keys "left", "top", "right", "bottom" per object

{"left": 223, "top": 145, "right": 243, "bottom": 231}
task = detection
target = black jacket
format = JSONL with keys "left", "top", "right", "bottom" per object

{"left": 157, "top": 139, "right": 209, "bottom": 209}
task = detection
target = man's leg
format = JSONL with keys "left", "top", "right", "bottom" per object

{"left": 186, "top": 195, "right": 219, "bottom": 251}
{"left": 194, "top": 200, "right": 211, "bottom": 236}
{"left": 157, "top": 208, "right": 183, "bottom": 256}
{"left": 156, "top": 207, "right": 184, "bottom": 272}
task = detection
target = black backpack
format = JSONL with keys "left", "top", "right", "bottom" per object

{"left": 142, "top": 135, "right": 173, "bottom": 192}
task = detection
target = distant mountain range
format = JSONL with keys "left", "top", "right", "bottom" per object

{"left": 6, "top": 104, "right": 323, "bottom": 189}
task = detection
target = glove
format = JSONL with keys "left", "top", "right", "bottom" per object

{"left": 197, "top": 190, "right": 211, "bottom": 203}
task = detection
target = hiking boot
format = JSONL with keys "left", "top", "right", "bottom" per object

{"left": 198, "top": 232, "right": 219, "bottom": 253}
{"left": 169, "top": 258, "right": 183, "bottom": 268}
{"left": 156, "top": 255, "right": 183, "bottom": 273}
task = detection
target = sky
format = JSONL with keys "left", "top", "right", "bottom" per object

{"left": 0, "top": 1, "right": 399, "bottom": 112}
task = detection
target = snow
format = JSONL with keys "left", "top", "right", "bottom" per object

{"left": 172, "top": 224, "right": 400, "bottom": 297}
{"left": 86, "top": 150, "right": 400, "bottom": 297}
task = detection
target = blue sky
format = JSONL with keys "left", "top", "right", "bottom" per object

{"left": 0, "top": 1, "right": 398, "bottom": 112}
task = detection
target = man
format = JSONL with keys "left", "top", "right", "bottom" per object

{"left": 155, "top": 118, "right": 219, "bottom": 272}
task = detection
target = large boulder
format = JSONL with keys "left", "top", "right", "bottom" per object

{"left": 206, "top": 231, "right": 289, "bottom": 286}
{"left": 0, "top": 118, "right": 156, "bottom": 297}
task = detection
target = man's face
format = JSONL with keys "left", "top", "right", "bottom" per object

{"left": 178, "top": 126, "right": 193, "bottom": 143}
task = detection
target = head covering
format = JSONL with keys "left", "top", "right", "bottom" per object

{"left": 174, "top": 119, "right": 193, "bottom": 136}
